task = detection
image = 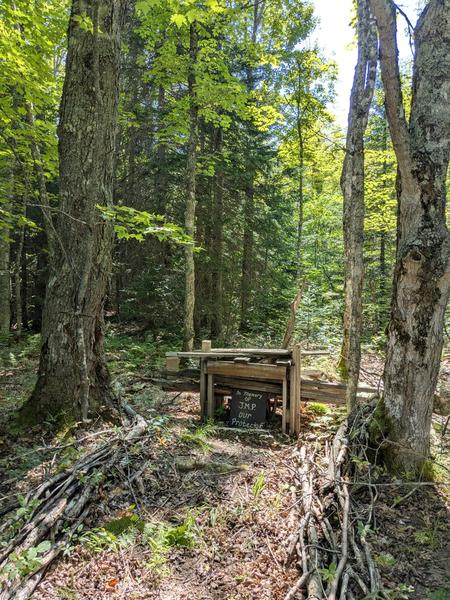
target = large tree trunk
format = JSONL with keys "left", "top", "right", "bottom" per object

{"left": 370, "top": 0, "right": 450, "bottom": 473}
{"left": 182, "top": 23, "right": 199, "bottom": 351}
{"left": 21, "top": 0, "right": 126, "bottom": 424}
{"left": 338, "top": 0, "right": 377, "bottom": 412}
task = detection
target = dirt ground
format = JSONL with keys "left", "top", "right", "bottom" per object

{"left": 0, "top": 341, "right": 449, "bottom": 600}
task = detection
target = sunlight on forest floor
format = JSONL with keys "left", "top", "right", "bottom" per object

{"left": 0, "top": 333, "right": 449, "bottom": 599}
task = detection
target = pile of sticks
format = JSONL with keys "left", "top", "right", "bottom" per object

{"left": 284, "top": 402, "right": 385, "bottom": 600}
{"left": 0, "top": 407, "right": 148, "bottom": 600}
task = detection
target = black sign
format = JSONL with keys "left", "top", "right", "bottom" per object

{"left": 229, "top": 389, "right": 268, "bottom": 428}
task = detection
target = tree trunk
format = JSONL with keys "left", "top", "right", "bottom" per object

{"left": 0, "top": 169, "right": 13, "bottom": 339}
{"left": 338, "top": 0, "right": 377, "bottom": 413}
{"left": 240, "top": 180, "right": 254, "bottom": 333}
{"left": 155, "top": 85, "right": 167, "bottom": 214}
{"left": 370, "top": 0, "right": 450, "bottom": 473}
{"left": 13, "top": 204, "right": 25, "bottom": 339}
{"left": 239, "top": 2, "right": 264, "bottom": 334}
{"left": 21, "top": 0, "right": 126, "bottom": 424}
{"left": 210, "top": 127, "right": 224, "bottom": 341}
{"left": 296, "top": 105, "right": 304, "bottom": 280}
{"left": 21, "top": 232, "right": 28, "bottom": 330}
{"left": 182, "top": 23, "right": 199, "bottom": 351}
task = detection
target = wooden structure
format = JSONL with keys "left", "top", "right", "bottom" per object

{"left": 164, "top": 342, "right": 377, "bottom": 436}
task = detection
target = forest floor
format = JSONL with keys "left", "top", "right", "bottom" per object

{"left": 0, "top": 331, "right": 449, "bottom": 600}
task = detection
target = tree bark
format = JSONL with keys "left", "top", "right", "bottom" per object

{"left": 13, "top": 203, "right": 25, "bottom": 339}
{"left": 0, "top": 168, "right": 13, "bottom": 339}
{"left": 210, "top": 127, "right": 224, "bottom": 341}
{"left": 182, "top": 23, "right": 199, "bottom": 351}
{"left": 370, "top": 0, "right": 450, "bottom": 472}
{"left": 21, "top": 0, "right": 127, "bottom": 424}
{"left": 296, "top": 90, "right": 304, "bottom": 280}
{"left": 339, "top": 0, "right": 378, "bottom": 412}
{"left": 239, "top": 2, "right": 264, "bottom": 333}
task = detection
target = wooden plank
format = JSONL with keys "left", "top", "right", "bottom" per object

{"left": 301, "top": 379, "right": 377, "bottom": 394}
{"left": 211, "top": 348, "right": 292, "bottom": 355}
{"left": 301, "top": 389, "right": 347, "bottom": 404}
{"left": 166, "top": 355, "right": 180, "bottom": 372}
{"left": 213, "top": 376, "right": 282, "bottom": 395}
{"left": 174, "top": 349, "right": 292, "bottom": 358}
{"left": 207, "top": 373, "right": 215, "bottom": 419}
{"left": 206, "top": 361, "right": 287, "bottom": 381}
{"left": 282, "top": 377, "right": 288, "bottom": 434}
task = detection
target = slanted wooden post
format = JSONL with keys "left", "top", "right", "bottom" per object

{"left": 166, "top": 352, "right": 180, "bottom": 372}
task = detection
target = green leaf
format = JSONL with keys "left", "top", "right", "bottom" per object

{"left": 36, "top": 540, "right": 52, "bottom": 554}
{"left": 170, "top": 14, "right": 187, "bottom": 28}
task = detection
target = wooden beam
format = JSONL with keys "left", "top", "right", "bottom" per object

{"left": 301, "top": 389, "right": 346, "bottom": 404}
{"left": 213, "top": 376, "right": 282, "bottom": 395}
{"left": 301, "top": 379, "right": 377, "bottom": 394}
{"left": 174, "top": 348, "right": 292, "bottom": 358}
{"left": 206, "top": 361, "right": 287, "bottom": 381}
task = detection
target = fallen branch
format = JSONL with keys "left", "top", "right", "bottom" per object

{"left": 285, "top": 401, "right": 385, "bottom": 599}
{"left": 0, "top": 408, "right": 150, "bottom": 600}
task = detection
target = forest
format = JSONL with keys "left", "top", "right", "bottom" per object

{"left": 0, "top": 0, "right": 449, "bottom": 598}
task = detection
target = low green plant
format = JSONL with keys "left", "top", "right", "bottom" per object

{"left": 428, "top": 588, "right": 450, "bottom": 600}
{"left": 252, "top": 470, "right": 266, "bottom": 499}
{"left": 3, "top": 540, "right": 51, "bottom": 578}
{"left": 180, "top": 421, "right": 216, "bottom": 451}
{"left": 79, "top": 528, "right": 119, "bottom": 553}
{"left": 319, "top": 561, "right": 337, "bottom": 583}
{"left": 309, "top": 402, "right": 329, "bottom": 415}
{"left": 374, "top": 552, "right": 397, "bottom": 567}
{"left": 143, "top": 514, "right": 197, "bottom": 574}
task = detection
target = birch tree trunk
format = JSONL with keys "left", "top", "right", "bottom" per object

{"left": 369, "top": 0, "right": 450, "bottom": 473}
{"left": 339, "top": 0, "right": 377, "bottom": 412}
{"left": 182, "top": 23, "right": 199, "bottom": 351}
{"left": 21, "top": 0, "right": 127, "bottom": 424}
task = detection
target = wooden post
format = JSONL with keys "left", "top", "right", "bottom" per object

{"left": 293, "top": 344, "right": 302, "bottom": 435}
{"left": 282, "top": 376, "right": 288, "bottom": 434}
{"left": 201, "top": 339, "right": 212, "bottom": 352}
{"left": 207, "top": 372, "right": 215, "bottom": 419}
{"left": 200, "top": 357, "right": 207, "bottom": 419}
{"left": 289, "top": 361, "right": 296, "bottom": 436}
{"left": 166, "top": 353, "right": 180, "bottom": 372}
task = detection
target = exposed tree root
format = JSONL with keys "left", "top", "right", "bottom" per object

{"left": 0, "top": 407, "right": 148, "bottom": 600}
{"left": 284, "top": 401, "right": 386, "bottom": 600}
